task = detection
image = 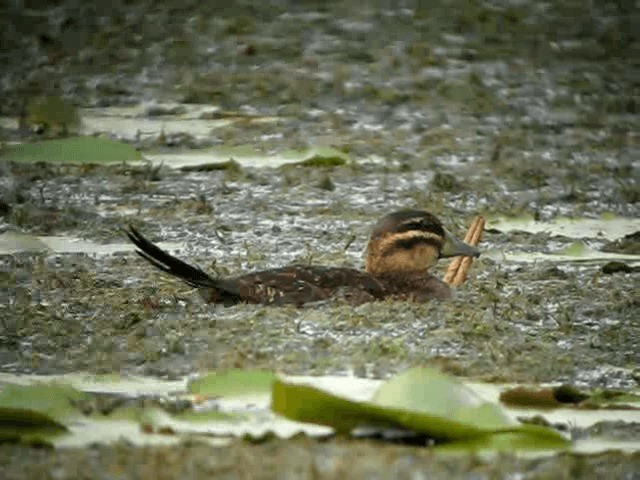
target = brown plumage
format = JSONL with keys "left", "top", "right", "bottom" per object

{"left": 125, "top": 209, "right": 480, "bottom": 306}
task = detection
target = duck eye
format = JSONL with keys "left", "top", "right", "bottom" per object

{"left": 392, "top": 237, "right": 442, "bottom": 251}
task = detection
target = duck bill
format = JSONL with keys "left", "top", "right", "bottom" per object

{"left": 440, "top": 229, "right": 481, "bottom": 258}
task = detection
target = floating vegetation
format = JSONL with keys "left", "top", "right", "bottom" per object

{"left": 273, "top": 368, "right": 570, "bottom": 451}
{"left": 188, "top": 369, "right": 277, "bottom": 397}
{"left": 0, "top": 383, "right": 87, "bottom": 444}
{"left": 23, "top": 96, "right": 80, "bottom": 136}
{"left": 0, "top": 137, "right": 142, "bottom": 164}
{"left": 179, "top": 159, "right": 242, "bottom": 173}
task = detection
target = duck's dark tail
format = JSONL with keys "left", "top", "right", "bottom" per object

{"left": 126, "top": 226, "right": 220, "bottom": 290}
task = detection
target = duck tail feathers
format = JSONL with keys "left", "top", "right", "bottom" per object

{"left": 125, "top": 226, "right": 218, "bottom": 290}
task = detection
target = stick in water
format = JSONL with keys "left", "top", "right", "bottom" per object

{"left": 443, "top": 216, "right": 485, "bottom": 286}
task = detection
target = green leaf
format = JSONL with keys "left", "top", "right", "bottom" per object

{"left": 371, "top": 368, "right": 514, "bottom": 429}
{"left": 0, "top": 408, "right": 67, "bottom": 443}
{"left": 0, "top": 136, "right": 143, "bottom": 164}
{"left": 25, "top": 95, "right": 80, "bottom": 134}
{"left": 281, "top": 147, "right": 350, "bottom": 168}
{"left": 173, "top": 409, "right": 241, "bottom": 423}
{"left": 0, "top": 383, "right": 88, "bottom": 444}
{"left": 437, "top": 425, "right": 571, "bottom": 451}
{"left": 0, "top": 231, "right": 51, "bottom": 254}
{"left": 188, "top": 369, "right": 277, "bottom": 397}
{"left": 272, "top": 379, "right": 408, "bottom": 434}
{"left": 580, "top": 389, "right": 640, "bottom": 409}
{"left": 0, "top": 383, "right": 88, "bottom": 421}
{"left": 554, "top": 241, "right": 589, "bottom": 257}
{"left": 272, "top": 368, "right": 570, "bottom": 450}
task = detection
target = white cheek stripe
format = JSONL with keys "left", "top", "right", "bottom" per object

{"left": 393, "top": 231, "right": 442, "bottom": 242}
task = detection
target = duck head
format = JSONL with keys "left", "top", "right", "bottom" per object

{"left": 365, "top": 209, "right": 480, "bottom": 276}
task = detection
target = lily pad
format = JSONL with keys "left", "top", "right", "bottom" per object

{"left": 188, "top": 369, "right": 277, "bottom": 398}
{"left": 487, "top": 214, "right": 640, "bottom": 242}
{"left": 485, "top": 243, "right": 640, "bottom": 265}
{"left": 371, "top": 368, "right": 514, "bottom": 431}
{"left": 25, "top": 95, "right": 80, "bottom": 135}
{"left": 0, "top": 383, "right": 88, "bottom": 420}
{"left": 0, "top": 383, "right": 88, "bottom": 444}
{"left": 0, "top": 408, "right": 68, "bottom": 443}
{"left": 139, "top": 407, "right": 239, "bottom": 434}
{"left": 0, "top": 231, "right": 51, "bottom": 254}
{"left": 0, "top": 232, "right": 181, "bottom": 256}
{"left": 0, "top": 136, "right": 143, "bottom": 164}
{"left": 272, "top": 367, "right": 569, "bottom": 450}
{"left": 585, "top": 390, "right": 640, "bottom": 409}
{"left": 554, "top": 240, "right": 590, "bottom": 257}
{"left": 293, "top": 147, "right": 349, "bottom": 168}
{"left": 145, "top": 145, "right": 351, "bottom": 169}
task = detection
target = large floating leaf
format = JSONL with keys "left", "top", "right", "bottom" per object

{"left": 145, "top": 145, "right": 350, "bottom": 169}
{"left": 272, "top": 367, "right": 569, "bottom": 451}
{"left": 293, "top": 147, "right": 349, "bottom": 168}
{"left": 587, "top": 390, "right": 640, "bottom": 408}
{"left": 371, "top": 368, "right": 513, "bottom": 428}
{"left": 188, "top": 369, "right": 277, "bottom": 398}
{"left": 138, "top": 407, "right": 240, "bottom": 436}
{"left": 0, "top": 408, "right": 67, "bottom": 443}
{"left": 487, "top": 214, "right": 639, "bottom": 242}
{"left": 554, "top": 240, "right": 590, "bottom": 257}
{"left": 0, "top": 383, "right": 88, "bottom": 444}
{"left": 0, "top": 383, "right": 88, "bottom": 420}
{"left": 0, "top": 231, "right": 51, "bottom": 254}
{"left": 0, "top": 136, "right": 143, "bottom": 164}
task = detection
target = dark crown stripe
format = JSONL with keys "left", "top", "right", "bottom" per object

{"left": 393, "top": 220, "right": 445, "bottom": 237}
{"left": 381, "top": 236, "right": 442, "bottom": 257}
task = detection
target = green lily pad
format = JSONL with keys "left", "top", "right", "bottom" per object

{"left": 272, "top": 367, "right": 569, "bottom": 451}
{"left": 188, "top": 369, "right": 277, "bottom": 398}
{"left": 487, "top": 214, "right": 639, "bottom": 242}
{"left": 554, "top": 240, "right": 590, "bottom": 257}
{"left": 139, "top": 407, "right": 240, "bottom": 435}
{"left": 0, "top": 408, "right": 68, "bottom": 443}
{"left": 0, "top": 383, "right": 88, "bottom": 444}
{"left": 0, "top": 136, "right": 143, "bottom": 164}
{"left": 284, "top": 147, "right": 349, "bottom": 168}
{"left": 145, "top": 145, "right": 350, "bottom": 169}
{"left": 436, "top": 428, "right": 569, "bottom": 451}
{"left": 0, "top": 383, "right": 88, "bottom": 420}
{"left": 173, "top": 409, "right": 240, "bottom": 423}
{"left": 583, "top": 390, "right": 640, "bottom": 409}
{"left": 371, "top": 368, "right": 514, "bottom": 429}
{"left": 25, "top": 95, "right": 80, "bottom": 135}
{"left": 0, "top": 231, "right": 51, "bottom": 254}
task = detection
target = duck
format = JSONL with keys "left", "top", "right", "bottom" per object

{"left": 125, "top": 209, "right": 480, "bottom": 306}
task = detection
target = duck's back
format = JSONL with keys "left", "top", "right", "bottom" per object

{"left": 207, "top": 265, "right": 388, "bottom": 306}
{"left": 373, "top": 272, "right": 452, "bottom": 301}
